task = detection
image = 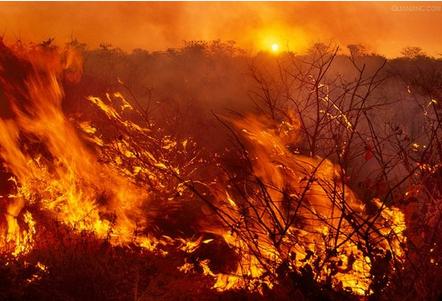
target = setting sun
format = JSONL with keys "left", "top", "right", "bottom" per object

{"left": 271, "top": 43, "right": 280, "bottom": 53}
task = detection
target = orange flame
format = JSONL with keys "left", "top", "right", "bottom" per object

{"left": 207, "top": 114, "right": 406, "bottom": 295}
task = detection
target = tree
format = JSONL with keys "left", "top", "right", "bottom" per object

{"left": 347, "top": 44, "right": 368, "bottom": 57}
{"left": 401, "top": 46, "right": 426, "bottom": 58}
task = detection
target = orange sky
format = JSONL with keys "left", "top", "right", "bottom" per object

{"left": 0, "top": 2, "right": 441, "bottom": 57}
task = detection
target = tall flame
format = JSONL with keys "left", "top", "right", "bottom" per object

{"left": 0, "top": 43, "right": 150, "bottom": 255}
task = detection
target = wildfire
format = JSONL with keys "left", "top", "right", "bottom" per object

{"left": 206, "top": 114, "right": 407, "bottom": 295}
{"left": 0, "top": 41, "right": 407, "bottom": 297}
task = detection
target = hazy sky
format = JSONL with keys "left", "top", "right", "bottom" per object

{"left": 0, "top": 2, "right": 441, "bottom": 57}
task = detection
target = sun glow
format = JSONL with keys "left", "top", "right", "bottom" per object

{"left": 256, "top": 26, "right": 311, "bottom": 54}
{"left": 271, "top": 43, "right": 280, "bottom": 53}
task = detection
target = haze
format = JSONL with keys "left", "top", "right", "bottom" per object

{"left": 0, "top": 2, "right": 441, "bottom": 57}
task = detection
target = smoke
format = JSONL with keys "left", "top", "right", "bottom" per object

{"left": 0, "top": 2, "right": 440, "bottom": 56}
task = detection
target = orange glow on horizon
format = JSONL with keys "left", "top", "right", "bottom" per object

{"left": 0, "top": 3, "right": 440, "bottom": 57}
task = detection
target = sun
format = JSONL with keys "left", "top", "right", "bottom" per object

{"left": 271, "top": 43, "right": 280, "bottom": 53}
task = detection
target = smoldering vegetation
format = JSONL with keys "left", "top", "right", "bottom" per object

{"left": 0, "top": 39, "right": 441, "bottom": 301}
{"left": 73, "top": 41, "right": 435, "bottom": 153}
